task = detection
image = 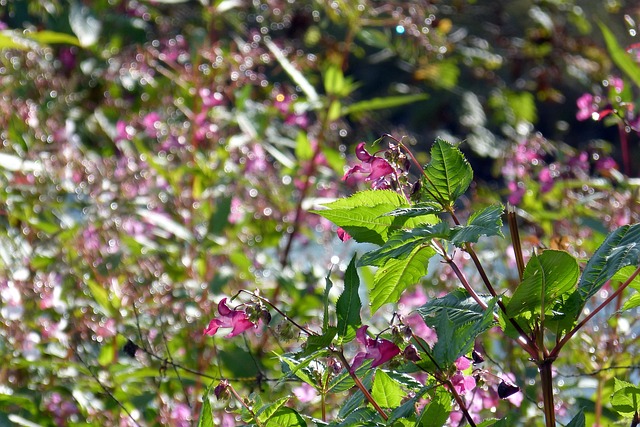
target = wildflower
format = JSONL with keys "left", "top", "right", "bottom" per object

{"left": 203, "top": 298, "right": 256, "bottom": 338}
{"left": 292, "top": 383, "right": 318, "bottom": 403}
{"left": 538, "top": 167, "right": 554, "bottom": 192}
{"left": 343, "top": 143, "right": 396, "bottom": 189}
{"left": 576, "top": 93, "right": 612, "bottom": 122}
{"left": 350, "top": 325, "right": 400, "bottom": 372}
{"left": 337, "top": 227, "right": 351, "bottom": 242}
{"left": 450, "top": 356, "right": 476, "bottom": 395}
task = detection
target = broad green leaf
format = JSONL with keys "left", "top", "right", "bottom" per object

{"left": 337, "top": 407, "right": 378, "bottom": 426}
{"left": 336, "top": 370, "right": 374, "bottom": 417}
{"left": 343, "top": 94, "right": 429, "bottom": 116}
{"left": 279, "top": 351, "right": 327, "bottom": 385}
{"left": 197, "top": 388, "right": 214, "bottom": 427}
{"left": 257, "top": 397, "right": 290, "bottom": 424}
{"left": 305, "top": 328, "right": 337, "bottom": 355}
{"left": 449, "top": 204, "right": 504, "bottom": 245}
{"left": 265, "top": 407, "right": 306, "bottom": 427}
{"left": 622, "top": 293, "right": 640, "bottom": 312}
{"left": 577, "top": 223, "right": 640, "bottom": 304}
{"left": 612, "top": 265, "right": 640, "bottom": 289}
{"left": 369, "top": 246, "right": 436, "bottom": 313}
{"left": 506, "top": 250, "right": 579, "bottom": 318}
{"left": 418, "top": 387, "right": 451, "bottom": 427}
{"left": 358, "top": 223, "right": 447, "bottom": 267}
{"left": 477, "top": 419, "right": 510, "bottom": 427}
{"left": 610, "top": 378, "right": 640, "bottom": 417}
{"left": 336, "top": 255, "right": 361, "bottom": 343}
{"left": 324, "top": 65, "right": 346, "bottom": 96}
{"left": 421, "top": 138, "right": 473, "bottom": 207}
{"left": 418, "top": 290, "right": 497, "bottom": 367}
{"left": 371, "top": 370, "right": 404, "bottom": 408}
{"left": 417, "top": 288, "right": 494, "bottom": 327}
{"left": 599, "top": 22, "right": 640, "bottom": 88}
{"left": 313, "top": 190, "right": 435, "bottom": 245}
{"left": 565, "top": 409, "right": 585, "bottom": 427}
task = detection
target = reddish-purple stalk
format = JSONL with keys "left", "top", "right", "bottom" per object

{"left": 335, "top": 351, "right": 389, "bottom": 421}
{"left": 411, "top": 333, "right": 477, "bottom": 427}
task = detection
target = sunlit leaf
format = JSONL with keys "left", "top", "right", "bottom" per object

{"left": 371, "top": 370, "right": 404, "bottom": 408}
{"left": 610, "top": 378, "right": 640, "bottom": 417}
{"left": 25, "top": 30, "right": 81, "bottom": 46}
{"left": 343, "top": 94, "right": 429, "bottom": 116}
{"left": 421, "top": 138, "right": 473, "bottom": 207}
{"left": 599, "top": 22, "right": 640, "bottom": 88}
{"left": 369, "top": 246, "right": 435, "bottom": 313}
{"left": 449, "top": 204, "right": 505, "bottom": 246}
{"left": 418, "top": 387, "right": 451, "bottom": 427}
{"left": 565, "top": 409, "right": 585, "bottom": 427}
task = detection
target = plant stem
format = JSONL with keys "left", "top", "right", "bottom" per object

{"left": 539, "top": 359, "right": 556, "bottom": 427}
{"left": 551, "top": 266, "right": 640, "bottom": 358}
{"left": 444, "top": 379, "right": 477, "bottom": 427}
{"left": 238, "top": 290, "right": 317, "bottom": 336}
{"left": 336, "top": 351, "right": 388, "bottom": 421}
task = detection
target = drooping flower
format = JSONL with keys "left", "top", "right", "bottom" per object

{"left": 343, "top": 143, "right": 396, "bottom": 189}
{"left": 350, "top": 325, "right": 400, "bottom": 372}
{"left": 450, "top": 356, "right": 476, "bottom": 395}
{"left": 203, "top": 298, "right": 256, "bottom": 338}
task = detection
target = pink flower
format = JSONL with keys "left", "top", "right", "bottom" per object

{"left": 337, "top": 227, "right": 352, "bottom": 242}
{"left": 199, "top": 88, "right": 224, "bottom": 108}
{"left": 142, "top": 112, "right": 161, "bottom": 137}
{"left": 292, "top": 383, "right": 318, "bottom": 403}
{"left": 343, "top": 143, "right": 396, "bottom": 189}
{"left": 576, "top": 94, "right": 597, "bottom": 121}
{"left": 538, "top": 167, "right": 554, "bottom": 192}
{"left": 350, "top": 325, "right": 400, "bottom": 372}
{"left": 507, "top": 181, "right": 525, "bottom": 205}
{"left": 450, "top": 373, "right": 476, "bottom": 395}
{"left": 203, "top": 298, "right": 256, "bottom": 338}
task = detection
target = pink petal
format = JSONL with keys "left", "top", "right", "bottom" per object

{"left": 366, "top": 158, "right": 394, "bottom": 182}
{"left": 355, "top": 142, "right": 373, "bottom": 162}
{"left": 203, "top": 318, "right": 222, "bottom": 336}
{"left": 217, "top": 298, "right": 232, "bottom": 316}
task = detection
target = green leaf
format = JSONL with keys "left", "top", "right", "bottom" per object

{"left": 369, "top": 246, "right": 436, "bottom": 313}
{"left": 418, "top": 387, "right": 451, "bottom": 427}
{"left": 295, "top": 131, "right": 313, "bottom": 161}
{"left": 343, "top": 94, "right": 429, "bottom": 116}
{"left": 0, "top": 32, "right": 30, "bottom": 50}
{"left": 208, "top": 196, "right": 231, "bottom": 236}
{"left": 324, "top": 65, "right": 347, "bottom": 96}
{"left": 599, "top": 22, "right": 640, "bottom": 88}
{"left": 506, "top": 250, "right": 579, "bottom": 318}
{"left": 323, "top": 273, "right": 334, "bottom": 331}
{"left": 336, "top": 255, "right": 362, "bottom": 343}
{"left": 305, "top": 329, "right": 337, "bottom": 355}
{"left": 358, "top": 223, "right": 447, "bottom": 267}
{"left": 25, "top": 30, "right": 81, "bottom": 46}
{"left": 371, "top": 370, "right": 404, "bottom": 408}
{"left": 449, "top": 204, "right": 505, "bottom": 245}
{"left": 610, "top": 378, "right": 640, "bottom": 417}
{"left": 265, "top": 38, "right": 318, "bottom": 104}
{"left": 197, "top": 388, "right": 214, "bottom": 427}
{"left": 381, "top": 203, "right": 443, "bottom": 218}
{"left": 421, "top": 138, "right": 473, "bottom": 207}
{"left": 257, "top": 397, "right": 291, "bottom": 424}
{"left": 565, "top": 409, "right": 585, "bottom": 427}
{"left": 418, "top": 290, "right": 497, "bottom": 367}
{"left": 265, "top": 407, "right": 307, "bottom": 427}
{"left": 577, "top": 223, "right": 640, "bottom": 304}
{"left": 388, "top": 386, "right": 431, "bottom": 424}
{"left": 313, "top": 190, "right": 435, "bottom": 245}
{"left": 622, "top": 293, "right": 640, "bottom": 312}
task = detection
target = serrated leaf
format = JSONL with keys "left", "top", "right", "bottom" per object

{"left": 337, "top": 407, "right": 379, "bottom": 426}
{"left": 371, "top": 370, "right": 404, "bottom": 409}
{"left": 565, "top": 409, "right": 585, "bottom": 427}
{"left": 418, "top": 290, "right": 497, "bottom": 367}
{"left": 577, "top": 223, "right": 640, "bottom": 304}
{"left": 369, "top": 246, "right": 436, "bottom": 313}
{"left": 313, "top": 190, "right": 434, "bottom": 245}
{"left": 506, "top": 250, "right": 579, "bottom": 318}
{"left": 305, "top": 329, "right": 337, "bottom": 355}
{"left": 337, "top": 370, "right": 374, "bottom": 418}
{"left": 197, "top": 388, "right": 214, "bottom": 427}
{"left": 358, "top": 223, "right": 447, "bottom": 267}
{"left": 257, "top": 397, "right": 291, "bottom": 424}
{"left": 323, "top": 273, "right": 334, "bottom": 331}
{"left": 381, "top": 203, "right": 443, "bottom": 218}
{"left": 421, "top": 138, "right": 473, "bottom": 207}
{"left": 336, "top": 256, "right": 362, "bottom": 343}
{"left": 621, "top": 292, "right": 640, "bottom": 312}
{"left": 418, "top": 387, "right": 451, "bottom": 427}
{"left": 449, "top": 204, "right": 505, "bottom": 245}
{"left": 265, "top": 407, "right": 307, "bottom": 427}
{"left": 388, "top": 386, "right": 430, "bottom": 424}
{"left": 610, "top": 378, "right": 640, "bottom": 417}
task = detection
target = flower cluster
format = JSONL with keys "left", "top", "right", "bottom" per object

{"left": 576, "top": 76, "right": 640, "bottom": 131}
{"left": 350, "top": 325, "right": 401, "bottom": 372}
{"left": 203, "top": 298, "right": 257, "bottom": 338}
{"left": 343, "top": 142, "right": 397, "bottom": 189}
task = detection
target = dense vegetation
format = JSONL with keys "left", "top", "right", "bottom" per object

{"left": 1, "top": 1, "right": 639, "bottom": 426}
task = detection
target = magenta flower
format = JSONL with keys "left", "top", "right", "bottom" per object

{"left": 203, "top": 298, "right": 256, "bottom": 338}
{"left": 337, "top": 227, "right": 352, "bottom": 242}
{"left": 450, "top": 357, "right": 476, "bottom": 395}
{"left": 343, "top": 143, "right": 396, "bottom": 189}
{"left": 538, "top": 167, "right": 554, "bottom": 193}
{"left": 350, "top": 325, "right": 400, "bottom": 372}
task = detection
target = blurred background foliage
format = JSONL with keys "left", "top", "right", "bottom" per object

{"left": 0, "top": 0, "right": 639, "bottom": 426}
